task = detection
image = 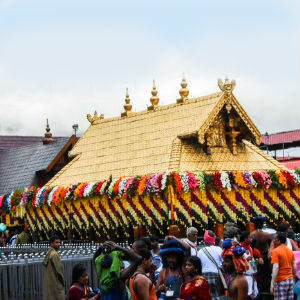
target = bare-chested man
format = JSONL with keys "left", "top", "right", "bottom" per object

{"left": 129, "top": 248, "right": 157, "bottom": 300}
{"left": 222, "top": 245, "right": 249, "bottom": 300}
{"left": 250, "top": 216, "right": 272, "bottom": 299}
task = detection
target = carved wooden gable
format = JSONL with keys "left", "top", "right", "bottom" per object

{"left": 199, "top": 78, "right": 261, "bottom": 155}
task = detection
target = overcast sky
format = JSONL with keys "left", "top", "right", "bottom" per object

{"left": 0, "top": 0, "right": 299, "bottom": 140}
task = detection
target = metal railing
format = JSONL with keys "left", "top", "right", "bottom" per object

{"left": 0, "top": 243, "right": 101, "bottom": 300}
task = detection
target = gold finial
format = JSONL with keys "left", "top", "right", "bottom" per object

{"left": 121, "top": 88, "right": 133, "bottom": 117}
{"left": 177, "top": 74, "right": 189, "bottom": 103}
{"left": 150, "top": 80, "right": 159, "bottom": 106}
{"left": 124, "top": 88, "right": 132, "bottom": 111}
{"left": 43, "top": 119, "right": 54, "bottom": 144}
{"left": 87, "top": 110, "right": 103, "bottom": 124}
{"left": 148, "top": 80, "right": 159, "bottom": 111}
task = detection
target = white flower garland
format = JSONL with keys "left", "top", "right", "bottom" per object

{"left": 179, "top": 172, "right": 189, "bottom": 193}
{"left": 35, "top": 188, "right": 43, "bottom": 207}
{"left": 248, "top": 172, "right": 257, "bottom": 188}
{"left": 161, "top": 170, "right": 171, "bottom": 191}
{"left": 220, "top": 171, "right": 232, "bottom": 191}
{"left": 118, "top": 178, "right": 127, "bottom": 197}
{"left": 83, "top": 182, "right": 96, "bottom": 197}
{"left": 47, "top": 187, "right": 57, "bottom": 206}
{"left": 290, "top": 170, "right": 300, "bottom": 184}
{"left": 6, "top": 191, "right": 13, "bottom": 210}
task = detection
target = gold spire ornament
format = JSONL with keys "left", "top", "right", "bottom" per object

{"left": 121, "top": 88, "right": 133, "bottom": 117}
{"left": 177, "top": 74, "right": 189, "bottom": 104}
{"left": 87, "top": 111, "right": 103, "bottom": 124}
{"left": 43, "top": 119, "right": 54, "bottom": 144}
{"left": 148, "top": 80, "right": 159, "bottom": 111}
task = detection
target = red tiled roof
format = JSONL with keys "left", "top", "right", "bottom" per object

{"left": 279, "top": 159, "right": 300, "bottom": 170}
{"left": 0, "top": 136, "right": 43, "bottom": 151}
{"left": 277, "top": 156, "right": 300, "bottom": 161}
{"left": 261, "top": 129, "right": 300, "bottom": 145}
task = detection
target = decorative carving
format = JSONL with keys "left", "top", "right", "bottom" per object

{"left": 206, "top": 114, "right": 226, "bottom": 147}
{"left": 218, "top": 77, "right": 236, "bottom": 99}
{"left": 226, "top": 115, "right": 241, "bottom": 155}
{"left": 225, "top": 103, "right": 232, "bottom": 115}
{"left": 198, "top": 78, "right": 261, "bottom": 148}
{"left": 87, "top": 111, "right": 103, "bottom": 124}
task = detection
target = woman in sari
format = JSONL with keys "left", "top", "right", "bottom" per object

{"left": 180, "top": 256, "right": 211, "bottom": 300}
{"left": 68, "top": 264, "right": 100, "bottom": 300}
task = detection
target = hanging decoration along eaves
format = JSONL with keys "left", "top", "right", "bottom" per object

{"left": 0, "top": 169, "right": 300, "bottom": 212}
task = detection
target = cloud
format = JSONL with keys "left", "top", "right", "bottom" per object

{"left": 0, "top": 0, "right": 299, "bottom": 137}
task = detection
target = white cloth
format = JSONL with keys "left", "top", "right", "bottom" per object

{"left": 243, "top": 252, "right": 259, "bottom": 298}
{"left": 197, "top": 245, "right": 223, "bottom": 274}
{"left": 286, "top": 238, "right": 293, "bottom": 250}
{"left": 182, "top": 238, "right": 198, "bottom": 256}
{"left": 245, "top": 274, "right": 259, "bottom": 298}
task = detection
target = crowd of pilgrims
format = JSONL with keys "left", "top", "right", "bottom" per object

{"left": 38, "top": 216, "right": 300, "bottom": 300}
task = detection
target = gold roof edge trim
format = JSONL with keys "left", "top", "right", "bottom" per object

{"left": 198, "top": 92, "right": 261, "bottom": 145}
{"left": 90, "top": 91, "right": 223, "bottom": 126}
{"left": 242, "top": 139, "right": 288, "bottom": 171}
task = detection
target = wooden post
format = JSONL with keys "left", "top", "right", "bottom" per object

{"left": 214, "top": 223, "right": 224, "bottom": 239}
{"left": 133, "top": 226, "right": 140, "bottom": 241}
{"left": 168, "top": 224, "right": 180, "bottom": 237}
{"left": 246, "top": 222, "right": 255, "bottom": 232}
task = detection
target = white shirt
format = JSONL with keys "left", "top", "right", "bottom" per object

{"left": 182, "top": 238, "right": 198, "bottom": 256}
{"left": 197, "top": 245, "right": 223, "bottom": 274}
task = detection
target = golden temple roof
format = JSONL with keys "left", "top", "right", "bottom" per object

{"left": 47, "top": 79, "right": 286, "bottom": 187}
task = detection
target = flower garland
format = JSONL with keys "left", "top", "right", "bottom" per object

{"left": 1, "top": 170, "right": 300, "bottom": 211}
{"left": 13, "top": 184, "right": 300, "bottom": 239}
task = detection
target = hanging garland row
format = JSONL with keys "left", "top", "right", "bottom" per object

{"left": 1, "top": 185, "right": 298, "bottom": 240}
{"left": 1, "top": 169, "right": 300, "bottom": 213}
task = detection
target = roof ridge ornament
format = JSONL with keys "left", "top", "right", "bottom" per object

{"left": 43, "top": 118, "right": 54, "bottom": 144}
{"left": 218, "top": 77, "right": 236, "bottom": 97}
{"left": 87, "top": 111, "right": 104, "bottom": 125}
{"left": 177, "top": 74, "right": 189, "bottom": 104}
{"left": 148, "top": 80, "right": 159, "bottom": 111}
{"left": 121, "top": 88, "right": 133, "bottom": 117}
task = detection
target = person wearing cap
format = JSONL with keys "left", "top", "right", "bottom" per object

{"left": 156, "top": 236, "right": 190, "bottom": 300}
{"left": 182, "top": 227, "right": 198, "bottom": 256}
{"left": 222, "top": 244, "right": 249, "bottom": 300}
{"left": 197, "top": 230, "right": 226, "bottom": 300}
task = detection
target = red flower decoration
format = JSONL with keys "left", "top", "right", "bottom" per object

{"left": 173, "top": 172, "right": 182, "bottom": 195}
{"left": 253, "top": 172, "right": 264, "bottom": 187}
{"left": 212, "top": 172, "right": 222, "bottom": 191}
{"left": 282, "top": 170, "right": 296, "bottom": 188}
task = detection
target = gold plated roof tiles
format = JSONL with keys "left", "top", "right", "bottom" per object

{"left": 46, "top": 80, "right": 286, "bottom": 187}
